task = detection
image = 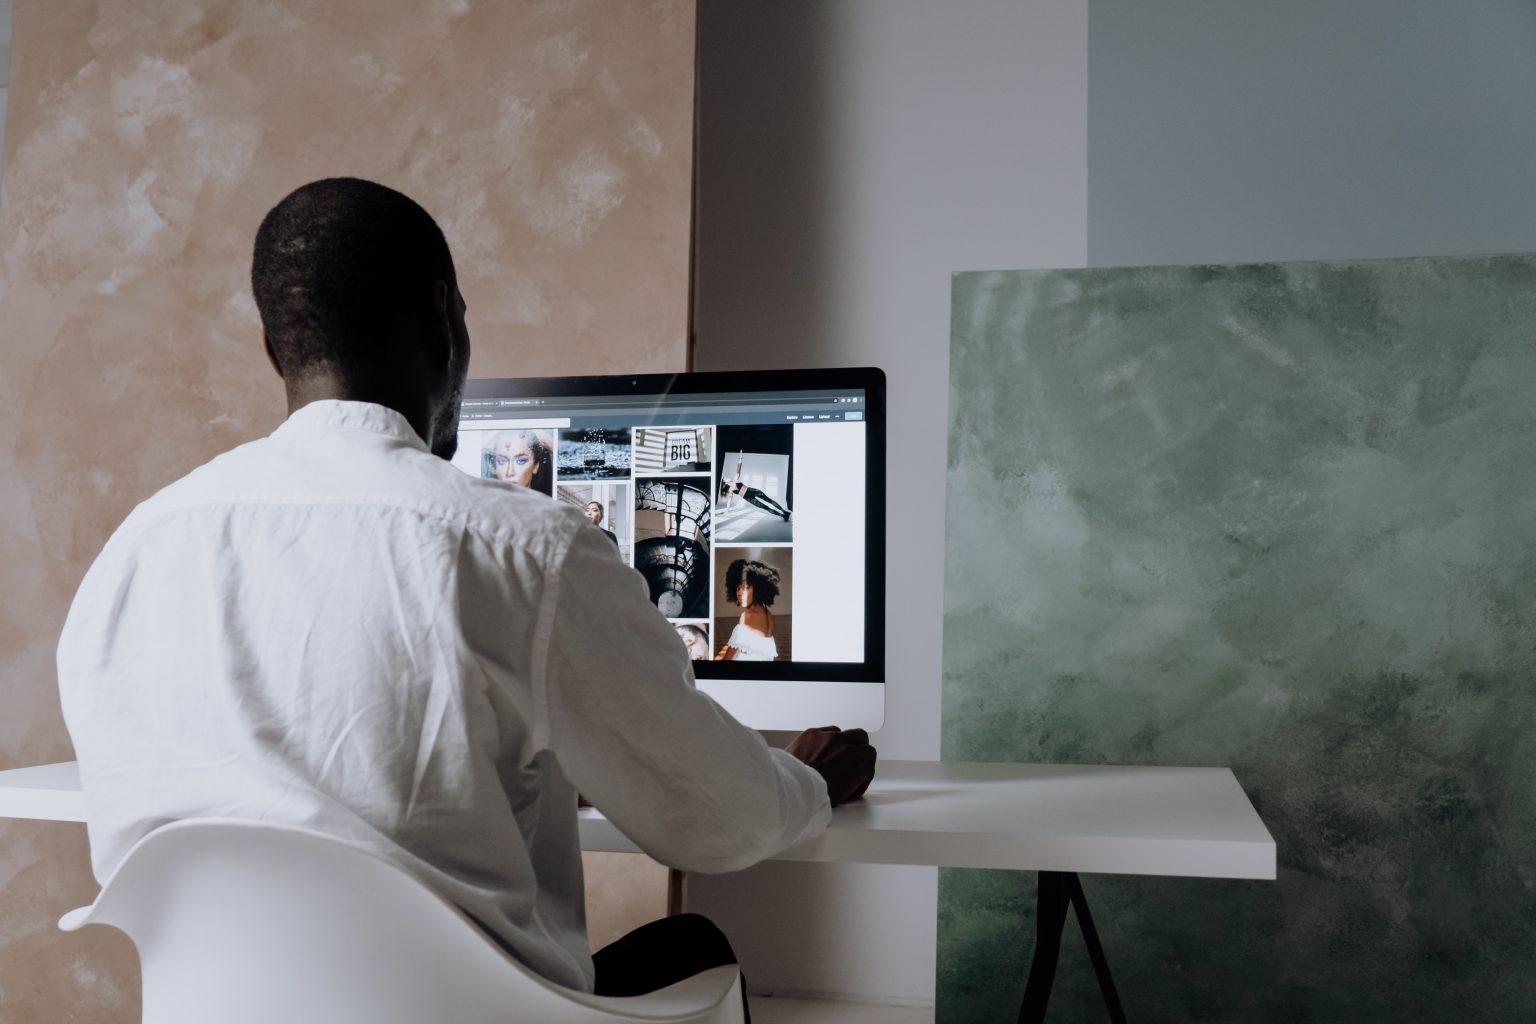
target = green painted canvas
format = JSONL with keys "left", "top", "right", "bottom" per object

{"left": 940, "top": 255, "right": 1536, "bottom": 1023}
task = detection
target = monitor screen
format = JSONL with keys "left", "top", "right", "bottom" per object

{"left": 451, "top": 368, "right": 885, "bottom": 730}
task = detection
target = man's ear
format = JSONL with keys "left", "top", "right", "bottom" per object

{"left": 432, "top": 280, "right": 456, "bottom": 369}
{"left": 263, "top": 332, "right": 285, "bottom": 379}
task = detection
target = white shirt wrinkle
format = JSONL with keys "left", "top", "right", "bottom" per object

{"left": 57, "top": 399, "right": 830, "bottom": 994}
{"left": 315, "top": 696, "right": 390, "bottom": 779}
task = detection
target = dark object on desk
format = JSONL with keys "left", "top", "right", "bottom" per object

{"left": 787, "top": 726, "right": 877, "bottom": 805}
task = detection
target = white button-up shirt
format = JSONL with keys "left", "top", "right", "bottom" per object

{"left": 58, "top": 400, "right": 830, "bottom": 992}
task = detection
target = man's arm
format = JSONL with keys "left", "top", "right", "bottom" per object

{"left": 538, "top": 523, "right": 830, "bottom": 873}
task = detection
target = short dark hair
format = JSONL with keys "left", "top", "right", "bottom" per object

{"left": 252, "top": 177, "right": 454, "bottom": 381}
{"left": 725, "top": 558, "right": 781, "bottom": 607}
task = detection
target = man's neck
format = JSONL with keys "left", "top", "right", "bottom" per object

{"left": 284, "top": 375, "right": 434, "bottom": 450}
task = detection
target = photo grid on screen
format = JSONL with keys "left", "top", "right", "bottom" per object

{"left": 711, "top": 424, "right": 795, "bottom": 663}
{"left": 450, "top": 395, "right": 872, "bottom": 670}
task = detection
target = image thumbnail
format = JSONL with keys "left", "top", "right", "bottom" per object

{"left": 634, "top": 425, "right": 713, "bottom": 475}
{"left": 674, "top": 621, "right": 711, "bottom": 662}
{"left": 714, "top": 425, "right": 794, "bottom": 543}
{"left": 474, "top": 428, "right": 554, "bottom": 496}
{"left": 557, "top": 427, "right": 632, "bottom": 480}
{"left": 558, "top": 482, "right": 632, "bottom": 564}
{"left": 634, "top": 477, "right": 713, "bottom": 619}
{"left": 713, "top": 548, "right": 792, "bottom": 662}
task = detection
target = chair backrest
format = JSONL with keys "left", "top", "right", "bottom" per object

{"left": 60, "top": 818, "right": 742, "bottom": 1024}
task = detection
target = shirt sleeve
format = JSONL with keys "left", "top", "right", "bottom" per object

{"left": 538, "top": 521, "right": 831, "bottom": 873}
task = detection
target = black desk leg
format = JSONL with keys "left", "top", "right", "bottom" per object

{"left": 1017, "top": 871, "right": 1128, "bottom": 1024}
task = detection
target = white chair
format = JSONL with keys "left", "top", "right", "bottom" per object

{"left": 59, "top": 818, "right": 743, "bottom": 1024}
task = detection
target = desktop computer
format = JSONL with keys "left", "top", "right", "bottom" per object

{"left": 451, "top": 367, "right": 886, "bottom": 730}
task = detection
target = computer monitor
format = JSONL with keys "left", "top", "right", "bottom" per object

{"left": 451, "top": 367, "right": 886, "bottom": 730}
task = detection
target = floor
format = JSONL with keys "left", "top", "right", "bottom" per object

{"left": 750, "top": 996, "right": 933, "bottom": 1024}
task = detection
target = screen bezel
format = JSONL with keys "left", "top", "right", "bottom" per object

{"left": 462, "top": 366, "right": 886, "bottom": 687}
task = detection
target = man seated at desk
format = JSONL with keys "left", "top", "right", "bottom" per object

{"left": 57, "top": 178, "right": 877, "bottom": 1017}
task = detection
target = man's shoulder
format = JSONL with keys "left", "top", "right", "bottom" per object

{"left": 117, "top": 436, "right": 271, "bottom": 529}
{"left": 434, "top": 462, "right": 589, "bottom": 550}
{"left": 117, "top": 433, "right": 587, "bottom": 557}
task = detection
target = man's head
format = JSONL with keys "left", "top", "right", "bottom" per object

{"left": 252, "top": 178, "right": 470, "bottom": 458}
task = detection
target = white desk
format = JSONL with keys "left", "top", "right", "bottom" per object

{"left": 583, "top": 759, "right": 1273, "bottom": 880}
{"left": 2, "top": 759, "right": 1273, "bottom": 879}
{"left": 0, "top": 761, "right": 86, "bottom": 822}
{"left": 2, "top": 758, "right": 1274, "bottom": 1021}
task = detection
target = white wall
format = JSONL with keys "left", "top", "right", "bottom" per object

{"left": 1088, "top": 0, "right": 1536, "bottom": 266}
{"left": 691, "top": 0, "right": 1087, "bottom": 1005}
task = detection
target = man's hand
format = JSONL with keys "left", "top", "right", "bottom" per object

{"left": 787, "top": 726, "right": 877, "bottom": 806}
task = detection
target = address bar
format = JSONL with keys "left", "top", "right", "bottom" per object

{"left": 458, "top": 417, "right": 572, "bottom": 430}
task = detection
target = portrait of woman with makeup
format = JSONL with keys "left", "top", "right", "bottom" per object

{"left": 481, "top": 429, "right": 553, "bottom": 495}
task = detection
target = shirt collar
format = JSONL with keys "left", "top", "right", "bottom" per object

{"left": 272, "top": 400, "right": 430, "bottom": 453}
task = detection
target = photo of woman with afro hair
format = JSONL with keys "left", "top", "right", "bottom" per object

{"left": 713, "top": 549, "right": 793, "bottom": 662}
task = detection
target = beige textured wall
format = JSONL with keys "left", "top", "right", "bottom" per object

{"left": 0, "top": 1, "right": 693, "bottom": 1018}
